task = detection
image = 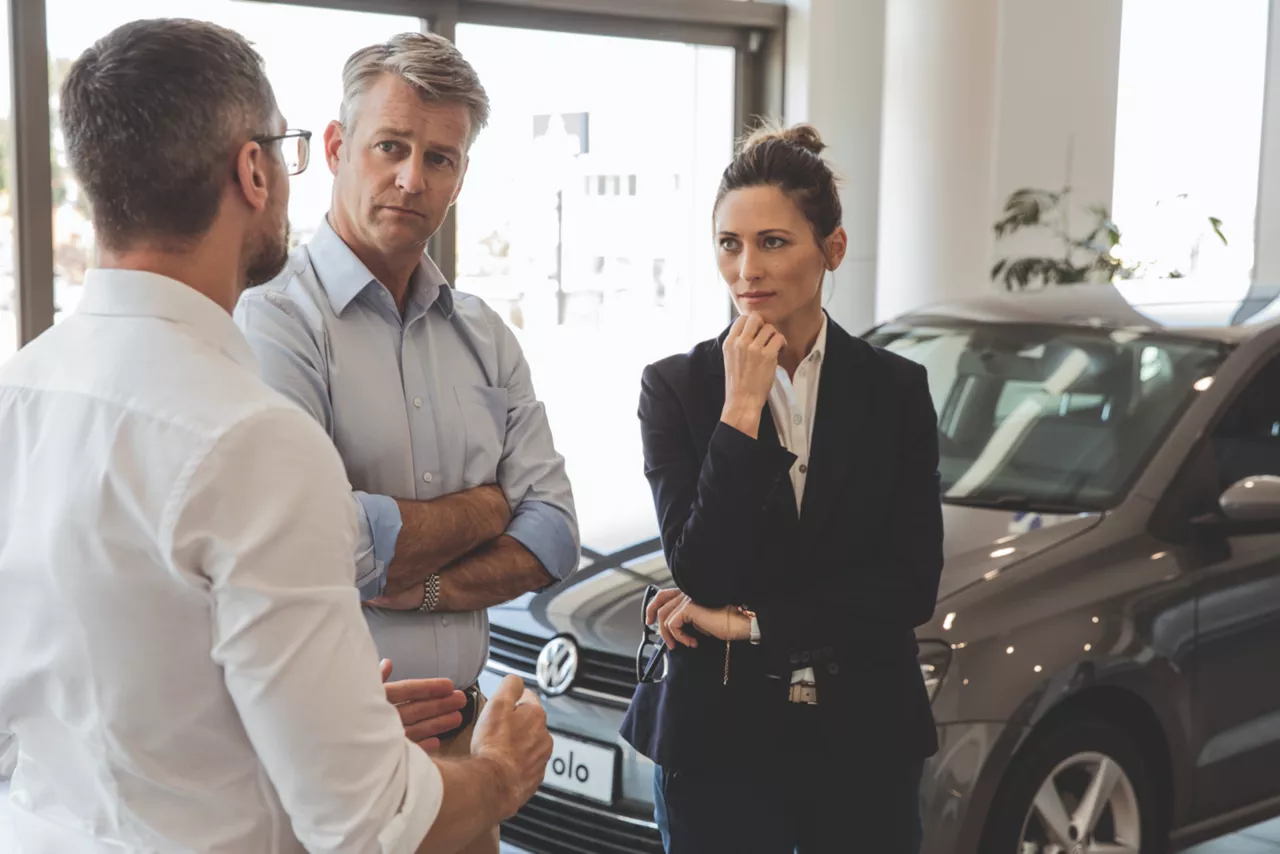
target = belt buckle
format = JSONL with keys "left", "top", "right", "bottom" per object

{"left": 788, "top": 682, "right": 818, "bottom": 705}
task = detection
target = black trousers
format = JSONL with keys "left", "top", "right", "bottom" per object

{"left": 654, "top": 708, "right": 925, "bottom": 853}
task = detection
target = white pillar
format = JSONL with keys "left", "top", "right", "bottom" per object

{"left": 1252, "top": 0, "right": 1280, "bottom": 287}
{"left": 874, "top": 0, "right": 1001, "bottom": 323}
{"left": 990, "top": 0, "right": 1124, "bottom": 270}
{"left": 784, "top": 0, "right": 887, "bottom": 336}
{"left": 874, "top": 0, "right": 1123, "bottom": 322}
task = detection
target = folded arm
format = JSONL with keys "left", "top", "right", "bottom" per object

{"left": 368, "top": 311, "right": 579, "bottom": 611}
{"left": 640, "top": 364, "right": 796, "bottom": 608}
{"left": 235, "top": 292, "right": 546, "bottom": 603}
{"left": 424, "top": 310, "right": 581, "bottom": 607}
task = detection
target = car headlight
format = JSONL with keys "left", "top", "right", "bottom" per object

{"left": 918, "top": 641, "right": 953, "bottom": 703}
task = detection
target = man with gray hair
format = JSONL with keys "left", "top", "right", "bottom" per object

{"left": 0, "top": 18, "right": 551, "bottom": 854}
{"left": 236, "top": 32, "right": 579, "bottom": 852}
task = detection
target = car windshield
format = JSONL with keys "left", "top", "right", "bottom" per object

{"left": 866, "top": 321, "right": 1233, "bottom": 511}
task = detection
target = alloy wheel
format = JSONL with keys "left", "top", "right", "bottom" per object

{"left": 1017, "top": 751, "right": 1141, "bottom": 854}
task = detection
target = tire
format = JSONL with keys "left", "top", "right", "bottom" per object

{"left": 979, "top": 717, "right": 1163, "bottom": 854}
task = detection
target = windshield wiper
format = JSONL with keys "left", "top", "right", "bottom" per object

{"left": 941, "top": 494, "right": 1102, "bottom": 515}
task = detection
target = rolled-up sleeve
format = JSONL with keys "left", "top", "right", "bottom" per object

{"left": 354, "top": 492, "right": 403, "bottom": 599}
{"left": 165, "top": 407, "right": 441, "bottom": 852}
{"left": 0, "top": 732, "right": 14, "bottom": 779}
{"left": 488, "top": 311, "right": 579, "bottom": 580}
{"left": 506, "top": 500, "right": 578, "bottom": 581}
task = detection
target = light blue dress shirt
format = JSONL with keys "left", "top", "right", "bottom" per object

{"left": 234, "top": 218, "right": 579, "bottom": 686}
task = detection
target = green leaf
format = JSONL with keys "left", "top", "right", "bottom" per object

{"left": 1209, "top": 216, "right": 1228, "bottom": 246}
{"left": 1002, "top": 257, "right": 1045, "bottom": 290}
{"left": 994, "top": 188, "right": 1065, "bottom": 238}
{"left": 1048, "top": 260, "right": 1088, "bottom": 284}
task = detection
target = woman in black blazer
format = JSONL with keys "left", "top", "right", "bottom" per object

{"left": 619, "top": 124, "right": 944, "bottom": 853}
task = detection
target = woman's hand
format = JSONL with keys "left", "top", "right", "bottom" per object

{"left": 652, "top": 589, "right": 752, "bottom": 649}
{"left": 721, "top": 313, "right": 786, "bottom": 438}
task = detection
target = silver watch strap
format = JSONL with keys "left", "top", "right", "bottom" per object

{"left": 418, "top": 573, "right": 440, "bottom": 613}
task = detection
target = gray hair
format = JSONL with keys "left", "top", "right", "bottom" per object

{"left": 339, "top": 32, "right": 490, "bottom": 146}
{"left": 60, "top": 18, "right": 277, "bottom": 252}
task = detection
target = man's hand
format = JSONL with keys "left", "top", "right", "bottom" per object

{"left": 470, "top": 674, "right": 553, "bottom": 819}
{"left": 367, "top": 583, "right": 424, "bottom": 611}
{"left": 380, "top": 660, "right": 467, "bottom": 753}
{"left": 652, "top": 590, "right": 751, "bottom": 649}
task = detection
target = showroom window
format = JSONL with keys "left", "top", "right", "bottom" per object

{"left": 44, "top": 0, "right": 422, "bottom": 324}
{"left": 16, "top": 0, "right": 780, "bottom": 556}
{"left": 1112, "top": 0, "right": 1270, "bottom": 283}
{"left": 453, "top": 23, "right": 736, "bottom": 551}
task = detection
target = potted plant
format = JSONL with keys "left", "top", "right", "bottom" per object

{"left": 990, "top": 186, "right": 1227, "bottom": 290}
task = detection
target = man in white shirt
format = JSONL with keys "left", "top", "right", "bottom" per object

{"left": 0, "top": 18, "right": 550, "bottom": 854}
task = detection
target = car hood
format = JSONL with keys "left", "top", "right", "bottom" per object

{"left": 488, "top": 504, "right": 1103, "bottom": 658}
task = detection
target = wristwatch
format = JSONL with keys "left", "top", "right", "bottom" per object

{"left": 418, "top": 573, "right": 440, "bottom": 613}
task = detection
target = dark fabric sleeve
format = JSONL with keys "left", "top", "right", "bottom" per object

{"left": 639, "top": 363, "right": 796, "bottom": 608}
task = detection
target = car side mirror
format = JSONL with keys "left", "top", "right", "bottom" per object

{"left": 1219, "top": 475, "right": 1280, "bottom": 525}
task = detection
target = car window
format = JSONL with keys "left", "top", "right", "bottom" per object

{"left": 869, "top": 321, "right": 1232, "bottom": 510}
{"left": 1212, "top": 354, "right": 1280, "bottom": 491}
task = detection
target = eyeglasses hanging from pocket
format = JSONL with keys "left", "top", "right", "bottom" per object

{"left": 635, "top": 584, "right": 668, "bottom": 684}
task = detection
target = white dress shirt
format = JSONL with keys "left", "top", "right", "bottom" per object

{"left": 767, "top": 313, "right": 829, "bottom": 686}
{"left": 0, "top": 270, "right": 441, "bottom": 854}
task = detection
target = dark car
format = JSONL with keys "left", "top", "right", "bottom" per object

{"left": 482, "top": 283, "right": 1280, "bottom": 854}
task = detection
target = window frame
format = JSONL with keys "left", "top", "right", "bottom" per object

{"left": 9, "top": 0, "right": 784, "bottom": 345}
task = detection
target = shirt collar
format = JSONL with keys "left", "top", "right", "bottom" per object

{"left": 307, "top": 216, "right": 454, "bottom": 319}
{"left": 76, "top": 268, "right": 257, "bottom": 370}
{"left": 807, "top": 312, "right": 829, "bottom": 366}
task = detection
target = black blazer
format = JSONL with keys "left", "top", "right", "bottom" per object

{"left": 620, "top": 317, "right": 944, "bottom": 769}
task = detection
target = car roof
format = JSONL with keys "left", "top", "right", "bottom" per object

{"left": 889, "top": 283, "right": 1278, "bottom": 345}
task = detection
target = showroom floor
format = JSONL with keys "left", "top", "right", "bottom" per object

{"left": 1181, "top": 819, "right": 1280, "bottom": 853}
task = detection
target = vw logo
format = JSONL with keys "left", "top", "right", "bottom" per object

{"left": 536, "top": 636, "right": 579, "bottom": 696}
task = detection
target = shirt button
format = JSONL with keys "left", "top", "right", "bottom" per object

{"left": 441, "top": 617, "right": 449, "bottom": 626}
{"left": 793, "top": 414, "right": 803, "bottom": 425}
{"left": 798, "top": 464, "right": 808, "bottom": 474}
{"left": 422, "top": 472, "right": 433, "bottom": 483}
{"left": 413, "top": 397, "right": 423, "bottom": 408}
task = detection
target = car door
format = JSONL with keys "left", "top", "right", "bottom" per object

{"left": 1185, "top": 352, "right": 1280, "bottom": 820}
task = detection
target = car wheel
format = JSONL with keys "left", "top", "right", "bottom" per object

{"left": 980, "top": 718, "right": 1161, "bottom": 854}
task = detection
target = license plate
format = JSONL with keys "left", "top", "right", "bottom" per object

{"left": 541, "top": 731, "right": 618, "bottom": 805}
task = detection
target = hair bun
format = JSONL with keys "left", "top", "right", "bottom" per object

{"left": 740, "top": 122, "right": 827, "bottom": 157}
